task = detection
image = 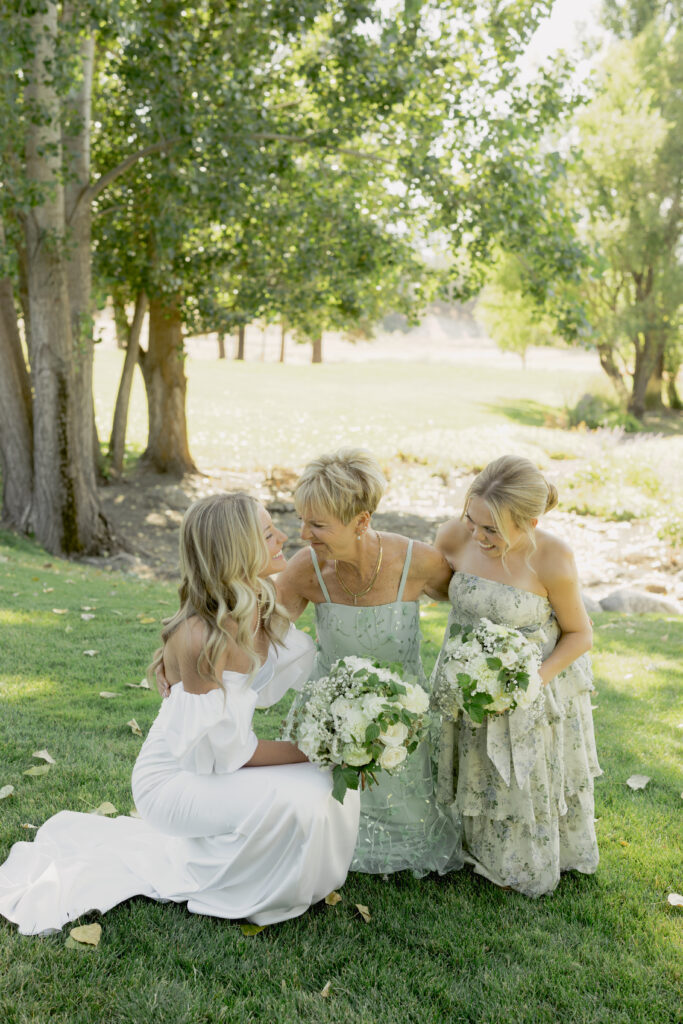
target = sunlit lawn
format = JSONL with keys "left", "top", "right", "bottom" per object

{"left": 93, "top": 349, "right": 608, "bottom": 471}
{"left": 1, "top": 530, "right": 681, "bottom": 1024}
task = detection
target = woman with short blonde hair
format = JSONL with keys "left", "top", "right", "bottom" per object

{"left": 279, "top": 448, "right": 463, "bottom": 877}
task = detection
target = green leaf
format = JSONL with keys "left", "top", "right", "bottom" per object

{"left": 365, "top": 722, "right": 381, "bottom": 742}
{"left": 486, "top": 657, "right": 503, "bottom": 669}
{"left": 331, "top": 765, "right": 348, "bottom": 804}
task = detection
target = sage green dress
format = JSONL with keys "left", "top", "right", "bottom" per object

{"left": 435, "top": 572, "right": 601, "bottom": 896}
{"left": 307, "top": 542, "right": 463, "bottom": 877}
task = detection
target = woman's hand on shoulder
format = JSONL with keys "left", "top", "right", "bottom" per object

{"left": 411, "top": 538, "right": 453, "bottom": 601}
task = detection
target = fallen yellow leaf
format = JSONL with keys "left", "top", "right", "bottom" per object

{"left": 23, "top": 765, "right": 50, "bottom": 777}
{"left": 138, "top": 617, "right": 156, "bottom": 625}
{"left": 69, "top": 923, "right": 101, "bottom": 946}
{"left": 320, "top": 981, "right": 331, "bottom": 998}
{"left": 90, "top": 802, "right": 117, "bottom": 816}
{"left": 127, "top": 719, "right": 143, "bottom": 737}
{"left": 32, "top": 749, "right": 56, "bottom": 764}
{"left": 99, "top": 691, "right": 119, "bottom": 699}
{"left": 20, "top": 822, "right": 38, "bottom": 830}
{"left": 52, "top": 608, "right": 68, "bottom": 615}
{"left": 0, "top": 784, "right": 14, "bottom": 799}
{"left": 126, "top": 678, "right": 151, "bottom": 690}
{"left": 355, "top": 904, "right": 371, "bottom": 923}
{"left": 667, "top": 893, "right": 683, "bottom": 908}
{"left": 325, "top": 891, "right": 342, "bottom": 906}
{"left": 239, "top": 923, "right": 265, "bottom": 936}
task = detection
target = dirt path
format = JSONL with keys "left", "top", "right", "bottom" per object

{"left": 94, "top": 467, "right": 683, "bottom": 610}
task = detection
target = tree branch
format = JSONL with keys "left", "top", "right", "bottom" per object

{"left": 86, "top": 137, "right": 183, "bottom": 206}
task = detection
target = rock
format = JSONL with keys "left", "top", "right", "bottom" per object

{"left": 599, "top": 588, "right": 681, "bottom": 615}
{"left": 107, "top": 552, "right": 142, "bottom": 573}
{"left": 582, "top": 593, "right": 603, "bottom": 616}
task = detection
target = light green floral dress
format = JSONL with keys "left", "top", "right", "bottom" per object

{"left": 435, "top": 572, "right": 601, "bottom": 896}
{"left": 303, "top": 542, "right": 463, "bottom": 877}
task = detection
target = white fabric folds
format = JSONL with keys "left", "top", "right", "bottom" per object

{"left": 0, "top": 625, "right": 360, "bottom": 935}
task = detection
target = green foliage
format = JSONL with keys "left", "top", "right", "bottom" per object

{"left": 566, "top": 393, "right": 642, "bottom": 433}
{"left": 1, "top": 537, "right": 681, "bottom": 1024}
{"left": 475, "top": 253, "right": 560, "bottom": 365}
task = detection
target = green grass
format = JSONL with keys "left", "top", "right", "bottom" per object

{"left": 1, "top": 531, "right": 681, "bottom": 1024}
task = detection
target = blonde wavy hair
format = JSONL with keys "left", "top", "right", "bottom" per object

{"left": 463, "top": 455, "right": 558, "bottom": 562}
{"left": 148, "top": 493, "right": 289, "bottom": 687}
{"left": 294, "top": 448, "right": 386, "bottom": 524}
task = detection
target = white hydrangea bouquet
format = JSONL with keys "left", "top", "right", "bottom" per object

{"left": 283, "top": 656, "right": 430, "bottom": 803}
{"left": 431, "top": 618, "right": 544, "bottom": 725}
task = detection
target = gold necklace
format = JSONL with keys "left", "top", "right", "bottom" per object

{"left": 335, "top": 535, "right": 383, "bottom": 605}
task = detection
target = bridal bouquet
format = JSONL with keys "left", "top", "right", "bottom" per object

{"left": 431, "top": 618, "right": 543, "bottom": 725}
{"left": 283, "top": 656, "right": 429, "bottom": 803}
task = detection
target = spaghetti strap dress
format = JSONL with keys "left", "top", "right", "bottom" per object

{"left": 435, "top": 572, "right": 601, "bottom": 896}
{"left": 0, "top": 626, "right": 360, "bottom": 935}
{"left": 301, "top": 541, "right": 463, "bottom": 877}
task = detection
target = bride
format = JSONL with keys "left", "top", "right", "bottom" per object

{"left": 0, "top": 493, "right": 360, "bottom": 935}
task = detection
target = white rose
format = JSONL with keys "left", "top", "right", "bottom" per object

{"left": 330, "top": 696, "right": 354, "bottom": 719}
{"left": 378, "top": 744, "right": 408, "bottom": 772}
{"left": 361, "top": 693, "right": 389, "bottom": 718}
{"left": 485, "top": 693, "right": 513, "bottom": 714}
{"left": 342, "top": 742, "right": 372, "bottom": 766}
{"left": 379, "top": 721, "right": 409, "bottom": 747}
{"left": 398, "top": 683, "right": 429, "bottom": 714}
{"left": 498, "top": 648, "right": 519, "bottom": 669}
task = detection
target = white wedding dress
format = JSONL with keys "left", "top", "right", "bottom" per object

{"left": 0, "top": 626, "right": 360, "bottom": 935}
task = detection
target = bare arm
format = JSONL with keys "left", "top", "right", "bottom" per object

{"left": 245, "top": 740, "right": 308, "bottom": 766}
{"left": 417, "top": 541, "right": 454, "bottom": 601}
{"left": 538, "top": 541, "right": 592, "bottom": 685}
{"left": 275, "top": 549, "right": 312, "bottom": 621}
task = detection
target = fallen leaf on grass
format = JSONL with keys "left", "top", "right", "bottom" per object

{"left": 99, "top": 691, "right": 119, "bottom": 699}
{"left": 81, "top": 606, "right": 95, "bottom": 611}
{"left": 52, "top": 608, "right": 68, "bottom": 615}
{"left": 23, "top": 765, "right": 50, "bottom": 777}
{"left": 83, "top": 650, "right": 99, "bottom": 657}
{"left": 138, "top": 617, "right": 156, "bottom": 625}
{"left": 127, "top": 718, "right": 143, "bottom": 737}
{"left": 43, "top": 587, "right": 54, "bottom": 593}
{"left": 90, "top": 802, "right": 117, "bottom": 816}
{"left": 325, "top": 891, "right": 342, "bottom": 906}
{"left": 129, "top": 808, "right": 141, "bottom": 818}
{"left": 65, "top": 626, "right": 73, "bottom": 633}
{"left": 0, "top": 785, "right": 14, "bottom": 799}
{"left": 81, "top": 614, "right": 96, "bottom": 621}
{"left": 320, "top": 981, "right": 331, "bottom": 998}
{"left": 626, "top": 774, "right": 650, "bottom": 790}
{"left": 355, "top": 904, "right": 371, "bottom": 923}
{"left": 618, "top": 840, "right": 629, "bottom": 848}
{"left": 32, "top": 749, "right": 55, "bottom": 764}
{"left": 20, "top": 823, "right": 38, "bottom": 830}
{"left": 126, "top": 678, "right": 151, "bottom": 690}
{"left": 239, "top": 923, "right": 265, "bottom": 936}
{"left": 69, "top": 923, "right": 101, "bottom": 946}
{"left": 667, "top": 893, "right": 683, "bottom": 908}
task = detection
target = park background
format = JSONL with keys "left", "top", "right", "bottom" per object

{"left": 1, "top": 0, "right": 682, "bottom": 1022}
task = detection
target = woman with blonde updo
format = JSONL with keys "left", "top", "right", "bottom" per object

{"left": 433, "top": 455, "right": 601, "bottom": 896}
{"left": 278, "top": 448, "right": 463, "bottom": 877}
{"left": 0, "top": 494, "right": 360, "bottom": 935}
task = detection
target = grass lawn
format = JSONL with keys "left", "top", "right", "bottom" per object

{"left": 0, "top": 530, "right": 681, "bottom": 1024}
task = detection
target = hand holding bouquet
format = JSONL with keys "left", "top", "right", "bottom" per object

{"left": 283, "top": 656, "right": 429, "bottom": 803}
{"left": 432, "top": 618, "right": 543, "bottom": 725}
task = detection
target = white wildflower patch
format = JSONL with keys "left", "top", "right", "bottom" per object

{"left": 283, "top": 658, "right": 428, "bottom": 803}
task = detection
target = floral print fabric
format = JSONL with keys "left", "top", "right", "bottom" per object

{"left": 435, "top": 572, "right": 601, "bottom": 896}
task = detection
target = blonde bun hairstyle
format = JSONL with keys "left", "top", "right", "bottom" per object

{"left": 463, "top": 455, "right": 557, "bottom": 561}
{"left": 148, "top": 493, "right": 289, "bottom": 687}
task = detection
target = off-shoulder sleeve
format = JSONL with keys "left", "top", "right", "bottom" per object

{"left": 158, "top": 682, "right": 259, "bottom": 775}
{"left": 253, "top": 625, "right": 316, "bottom": 708}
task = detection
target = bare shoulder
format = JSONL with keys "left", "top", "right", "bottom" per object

{"left": 409, "top": 537, "right": 450, "bottom": 575}
{"left": 434, "top": 518, "right": 469, "bottom": 562}
{"left": 534, "top": 529, "right": 578, "bottom": 585}
{"left": 167, "top": 616, "right": 246, "bottom": 692}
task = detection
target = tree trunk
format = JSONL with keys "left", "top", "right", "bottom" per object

{"left": 311, "top": 332, "right": 323, "bottom": 363}
{"left": 279, "top": 320, "right": 286, "bottom": 363}
{"left": 62, "top": 18, "right": 100, "bottom": 490}
{"left": 23, "top": 2, "right": 105, "bottom": 554}
{"left": 596, "top": 342, "right": 629, "bottom": 403}
{"left": 217, "top": 332, "right": 226, "bottom": 359}
{"left": 666, "top": 373, "right": 682, "bottom": 410}
{"left": 0, "top": 222, "right": 33, "bottom": 528}
{"left": 112, "top": 288, "right": 129, "bottom": 350}
{"left": 235, "top": 323, "right": 245, "bottom": 360}
{"left": 109, "top": 291, "right": 147, "bottom": 475}
{"left": 140, "top": 296, "right": 197, "bottom": 475}
{"left": 628, "top": 333, "right": 664, "bottom": 419}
